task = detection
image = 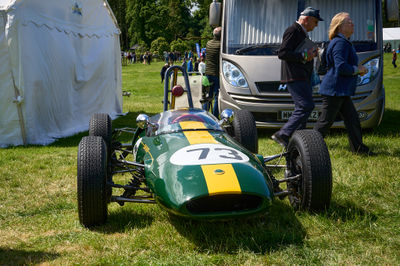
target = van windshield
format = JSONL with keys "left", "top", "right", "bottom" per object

{"left": 224, "top": 0, "right": 377, "bottom": 55}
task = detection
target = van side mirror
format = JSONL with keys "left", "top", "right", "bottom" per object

{"left": 386, "top": 0, "right": 399, "bottom": 22}
{"left": 209, "top": 0, "right": 221, "bottom": 27}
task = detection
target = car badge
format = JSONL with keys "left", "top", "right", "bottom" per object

{"left": 278, "top": 84, "right": 287, "bottom": 91}
{"left": 214, "top": 169, "right": 225, "bottom": 175}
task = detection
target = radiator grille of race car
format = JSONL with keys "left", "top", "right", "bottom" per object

{"left": 186, "top": 194, "right": 263, "bottom": 214}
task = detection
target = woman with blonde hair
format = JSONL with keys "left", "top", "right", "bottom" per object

{"left": 313, "top": 12, "right": 375, "bottom": 155}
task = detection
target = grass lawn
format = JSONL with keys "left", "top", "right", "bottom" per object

{"left": 0, "top": 55, "right": 399, "bottom": 265}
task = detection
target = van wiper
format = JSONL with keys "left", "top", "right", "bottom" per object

{"left": 235, "top": 44, "right": 268, "bottom": 55}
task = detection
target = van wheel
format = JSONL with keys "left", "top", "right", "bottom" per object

{"left": 77, "top": 136, "right": 108, "bottom": 227}
{"left": 286, "top": 130, "right": 332, "bottom": 212}
{"left": 232, "top": 109, "right": 258, "bottom": 153}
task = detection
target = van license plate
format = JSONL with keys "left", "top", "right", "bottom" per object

{"left": 280, "top": 110, "right": 320, "bottom": 121}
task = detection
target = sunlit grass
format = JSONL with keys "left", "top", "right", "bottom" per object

{"left": 0, "top": 56, "right": 399, "bottom": 264}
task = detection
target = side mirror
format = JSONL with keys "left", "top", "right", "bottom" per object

{"left": 219, "top": 109, "right": 234, "bottom": 126}
{"left": 136, "top": 114, "right": 150, "bottom": 129}
{"left": 386, "top": 0, "right": 399, "bottom": 22}
{"left": 209, "top": 0, "right": 221, "bottom": 27}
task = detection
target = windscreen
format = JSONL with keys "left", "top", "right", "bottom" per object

{"left": 149, "top": 109, "right": 223, "bottom": 136}
{"left": 224, "top": 0, "right": 377, "bottom": 55}
{"left": 307, "top": 0, "right": 376, "bottom": 46}
{"left": 224, "top": 0, "right": 297, "bottom": 55}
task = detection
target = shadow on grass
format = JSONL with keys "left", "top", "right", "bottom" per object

{"left": 326, "top": 200, "right": 378, "bottom": 223}
{"left": 91, "top": 207, "right": 154, "bottom": 233}
{"left": 0, "top": 248, "right": 59, "bottom": 265}
{"left": 169, "top": 201, "right": 306, "bottom": 254}
{"left": 50, "top": 110, "right": 157, "bottom": 148}
{"left": 373, "top": 108, "right": 400, "bottom": 136}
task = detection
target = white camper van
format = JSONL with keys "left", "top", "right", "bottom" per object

{"left": 209, "top": 0, "right": 399, "bottom": 128}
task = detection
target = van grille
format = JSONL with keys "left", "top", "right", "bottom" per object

{"left": 231, "top": 84, "right": 372, "bottom": 105}
{"left": 186, "top": 194, "right": 263, "bottom": 214}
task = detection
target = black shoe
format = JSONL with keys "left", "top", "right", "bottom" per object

{"left": 271, "top": 132, "right": 289, "bottom": 147}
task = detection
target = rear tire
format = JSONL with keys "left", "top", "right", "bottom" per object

{"left": 89, "top": 113, "right": 112, "bottom": 150}
{"left": 77, "top": 136, "right": 108, "bottom": 227}
{"left": 232, "top": 109, "right": 258, "bottom": 153}
{"left": 286, "top": 130, "right": 332, "bottom": 212}
{"left": 89, "top": 113, "right": 112, "bottom": 201}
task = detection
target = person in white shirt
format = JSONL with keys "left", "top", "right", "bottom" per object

{"left": 199, "top": 58, "right": 206, "bottom": 75}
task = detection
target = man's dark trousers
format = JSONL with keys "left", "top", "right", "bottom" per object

{"left": 280, "top": 80, "right": 314, "bottom": 137}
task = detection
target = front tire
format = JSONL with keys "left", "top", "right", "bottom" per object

{"left": 77, "top": 136, "right": 108, "bottom": 227}
{"left": 286, "top": 130, "right": 332, "bottom": 212}
{"left": 231, "top": 109, "right": 258, "bottom": 153}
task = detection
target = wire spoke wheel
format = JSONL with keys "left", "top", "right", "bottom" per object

{"left": 286, "top": 130, "right": 332, "bottom": 212}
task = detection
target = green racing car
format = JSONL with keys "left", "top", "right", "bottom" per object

{"left": 77, "top": 66, "right": 332, "bottom": 227}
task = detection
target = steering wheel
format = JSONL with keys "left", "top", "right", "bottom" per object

{"left": 172, "top": 114, "right": 205, "bottom": 123}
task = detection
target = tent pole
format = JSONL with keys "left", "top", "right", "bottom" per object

{"left": 3, "top": 12, "right": 27, "bottom": 145}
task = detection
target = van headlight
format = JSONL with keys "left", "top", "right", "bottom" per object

{"left": 222, "top": 60, "right": 248, "bottom": 88}
{"left": 357, "top": 58, "right": 379, "bottom": 86}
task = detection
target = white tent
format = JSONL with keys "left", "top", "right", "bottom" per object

{"left": 383, "top": 27, "right": 400, "bottom": 51}
{"left": 0, "top": 0, "right": 123, "bottom": 147}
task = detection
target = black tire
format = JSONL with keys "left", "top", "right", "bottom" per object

{"left": 89, "top": 113, "right": 113, "bottom": 201}
{"left": 232, "top": 109, "right": 258, "bottom": 153}
{"left": 286, "top": 130, "right": 332, "bottom": 212}
{"left": 77, "top": 136, "right": 108, "bottom": 227}
{"left": 89, "top": 113, "right": 112, "bottom": 149}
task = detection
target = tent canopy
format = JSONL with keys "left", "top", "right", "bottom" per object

{"left": 0, "top": 0, "right": 123, "bottom": 147}
{"left": 383, "top": 27, "right": 400, "bottom": 50}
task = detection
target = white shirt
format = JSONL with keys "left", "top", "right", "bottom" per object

{"left": 199, "top": 62, "right": 206, "bottom": 75}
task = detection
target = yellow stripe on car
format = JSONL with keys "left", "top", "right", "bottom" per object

{"left": 179, "top": 121, "right": 218, "bottom": 144}
{"left": 201, "top": 164, "right": 241, "bottom": 195}
{"left": 179, "top": 121, "right": 241, "bottom": 195}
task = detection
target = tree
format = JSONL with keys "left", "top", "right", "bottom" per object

{"left": 170, "top": 38, "right": 188, "bottom": 54}
{"left": 107, "top": 0, "right": 128, "bottom": 50}
{"left": 151, "top": 37, "right": 170, "bottom": 57}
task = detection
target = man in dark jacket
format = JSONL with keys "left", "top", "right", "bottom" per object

{"left": 271, "top": 7, "right": 323, "bottom": 147}
{"left": 204, "top": 26, "right": 221, "bottom": 117}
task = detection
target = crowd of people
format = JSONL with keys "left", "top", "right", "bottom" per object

{"left": 122, "top": 51, "right": 153, "bottom": 65}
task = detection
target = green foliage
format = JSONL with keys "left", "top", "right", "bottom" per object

{"left": 107, "top": 0, "right": 129, "bottom": 50}
{"left": 151, "top": 37, "right": 170, "bottom": 57}
{"left": 135, "top": 40, "right": 149, "bottom": 54}
{"left": 108, "top": 0, "right": 218, "bottom": 50}
{"left": 170, "top": 38, "right": 188, "bottom": 54}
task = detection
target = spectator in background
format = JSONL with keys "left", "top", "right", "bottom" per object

{"left": 199, "top": 58, "right": 206, "bottom": 75}
{"left": 169, "top": 51, "right": 175, "bottom": 64}
{"left": 132, "top": 51, "right": 136, "bottom": 63}
{"left": 127, "top": 52, "right": 132, "bottom": 64}
{"left": 187, "top": 58, "right": 194, "bottom": 74}
{"left": 160, "top": 63, "right": 169, "bottom": 83}
{"left": 181, "top": 58, "right": 187, "bottom": 71}
{"left": 392, "top": 49, "right": 397, "bottom": 68}
{"left": 204, "top": 26, "right": 222, "bottom": 117}
{"left": 194, "top": 58, "right": 199, "bottom": 72}
{"left": 147, "top": 52, "right": 152, "bottom": 65}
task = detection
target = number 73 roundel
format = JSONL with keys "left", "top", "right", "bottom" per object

{"left": 170, "top": 144, "right": 249, "bottom": 166}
